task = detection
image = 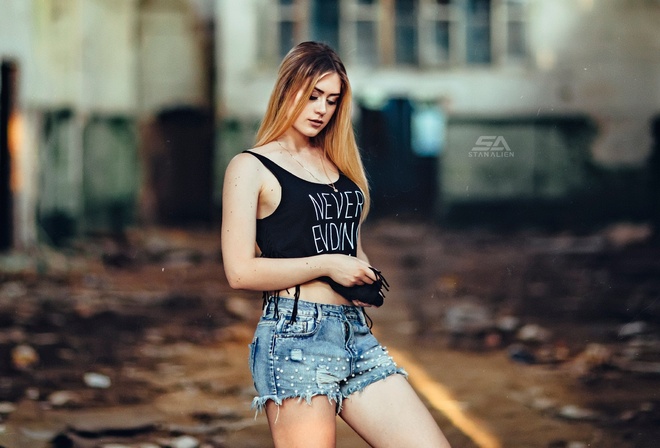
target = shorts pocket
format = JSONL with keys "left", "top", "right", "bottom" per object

{"left": 248, "top": 336, "right": 258, "bottom": 378}
{"left": 275, "top": 314, "right": 319, "bottom": 337}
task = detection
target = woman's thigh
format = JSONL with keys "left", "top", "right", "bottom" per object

{"left": 266, "top": 396, "right": 337, "bottom": 448}
{"left": 339, "top": 374, "right": 451, "bottom": 448}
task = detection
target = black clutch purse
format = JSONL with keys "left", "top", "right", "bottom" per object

{"left": 320, "top": 267, "right": 390, "bottom": 307}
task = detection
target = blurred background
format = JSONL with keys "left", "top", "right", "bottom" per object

{"left": 0, "top": 0, "right": 658, "bottom": 246}
{"left": 1, "top": 1, "right": 660, "bottom": 447}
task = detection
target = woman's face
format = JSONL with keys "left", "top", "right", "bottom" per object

{"left": 291, "top": 72, "right": 341, "bottom": 138}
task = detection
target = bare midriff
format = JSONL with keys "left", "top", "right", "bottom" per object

{"left": 278, "top": 279, "right": 354, "bottom": 306}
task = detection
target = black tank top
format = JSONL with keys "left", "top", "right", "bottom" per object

{"left": 244, "top": 150, "right": 364, "bottom": 259}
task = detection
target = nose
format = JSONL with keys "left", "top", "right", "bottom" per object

{"left": 315, "top": 99, "right": 326, "bottom": 115}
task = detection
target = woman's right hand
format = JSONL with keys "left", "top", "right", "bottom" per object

{"left": 324, "top": 254, "right": 377, "bottom": 287}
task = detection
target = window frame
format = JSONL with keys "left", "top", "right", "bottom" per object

{"left": 263, "top": 0, "right": 530, "bottom": 69}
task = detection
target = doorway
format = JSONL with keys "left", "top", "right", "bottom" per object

{"left": 0, "top": 60, "right": 17, "bottom": 250}
{"left": 357, "top": 97, "right": 444, "bottom": 219}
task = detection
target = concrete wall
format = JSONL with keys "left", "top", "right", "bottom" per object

{"left": 1, "top": 0, "right": 211, "bottom": 246}
{"left": 215, "top": 0, "right": 659, "bottom": 225}
{"left": 2, "top": 0, "right": 659, "bottom": 245}
{"left": 216, "top": 0, "right": 659, "bottom": 164}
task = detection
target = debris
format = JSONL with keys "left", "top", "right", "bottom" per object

{"left": 443, "top": 301, "right": 493, "bottom": 348}
{"left": 11, "top": 344, "right": 39, "bottom": 370}
{"left": 617, "top": 321, "right": 649, "bottom": 339}
{"left": 483, "top": 330, "right": 503, "bottom": 349}
{"left": 25, "top": 387, "right": 40, "bottom": 400}
{"left": 495, "top": 315, "right": 520, "bottom": 333}
{"left": 0, "top": 401, "right": 16, "bottom": 415}
{"left": 516, "top": 324, "right": 551, "bottom": 344}
{"left": 528, "top": 235, "right": 605, "bottom": 255}
{"left": 48, "top": 390, "right": 82, "bottom": 407}
{"left": 604, "top": 222, "right": 652, "bottom": 249}
{"left": 168, "top": 435, "right": 200, "bottom": 448}
{"left": 508, "top": 343, "right": 536, "bottom": 364}
{"left": 557, "top": 404, "right": 600, "bottom": 421}
{"left": 611, "top": 358, "right": 660, "bottom": 375}
{"left": 567, "top": 443, "right": 588, "bottom": 448}
{"left": 0, "top": 280, "right": 27, "bottom": 299}
{"left": 20, "top": 426, "right": 60, "bottom": 441}
{"left": 530, "top": 396, "right": 557, "bottom": 412}
{"left": 444, "top": 302, "right": 493, "bottom": 334}
{"left": 567, "top": 343, "right": 613, "bottom": 380}
{"left": 84, "top": 372, "right": 112, "bottom": 389}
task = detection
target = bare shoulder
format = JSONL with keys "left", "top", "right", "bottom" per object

{"left": 226, "top": 149, "right": 261, "bottom": 174}
{"left": 225, "top": 142, "right": 283, "bottom": 188}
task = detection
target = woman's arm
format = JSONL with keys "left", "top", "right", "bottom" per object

{"left": 221, "top": 153, "right": 375, "bottom": 292}
{"left": 356, "top": 231, "right": 371, "bottom": 265}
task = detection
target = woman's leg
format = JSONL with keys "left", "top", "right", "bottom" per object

{"left": 266, "top": 396, "right": 338, "bottom": 448}
{"left": 340, "top": 374, "right": 452, "bottom": 448}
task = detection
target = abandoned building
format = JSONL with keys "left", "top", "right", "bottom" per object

{"left": 0, "top": 0, "right": 658, "bottom": 249}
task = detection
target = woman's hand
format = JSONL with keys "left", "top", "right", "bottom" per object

{"left": 324, "top": 253, "right": 377, "bottom": 287}
{"left": 351, "top": 299, "right": 374, "bottom": 307}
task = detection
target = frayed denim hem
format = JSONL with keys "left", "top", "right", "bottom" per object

{"left": 342, "top": 367, "right": 408, "bottom": 399}
{"left": 251, "top": 391, "right": 345, "bottom": 417}
{"left": 250, "top": 368, "right": 408, "bottom": 420}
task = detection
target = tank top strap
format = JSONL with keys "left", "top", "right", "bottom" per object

{"left": 243, "top": 150, "right": 288, "bottom": 184}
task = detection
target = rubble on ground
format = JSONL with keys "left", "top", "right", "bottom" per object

{"left": 0, "top": 222, "right": 658, "bottom": 447}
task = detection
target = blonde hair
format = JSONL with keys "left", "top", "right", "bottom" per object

{"left": 255, "top": 41, "right": 370, "bottom": 218}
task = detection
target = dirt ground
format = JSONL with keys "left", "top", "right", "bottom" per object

{"left": 0, "top": 219, "right": 659, "bottom": 447}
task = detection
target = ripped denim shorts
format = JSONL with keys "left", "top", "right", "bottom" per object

{"left": 249, "top": 296, "right": 406, "bottom": 413}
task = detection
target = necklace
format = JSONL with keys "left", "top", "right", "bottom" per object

{"left": 276, "top": 140, "right": 338, "bottom": 192}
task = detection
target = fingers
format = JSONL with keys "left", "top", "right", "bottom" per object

{"left": 352, "top": 300, "right": 373, "bottom": 307}
{"left": 351, "top": 258, "right": 376, "bottom": 284}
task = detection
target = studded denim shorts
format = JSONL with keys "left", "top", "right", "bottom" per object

{"left": 248, "top": 296, "right": 406, "bottom": 413}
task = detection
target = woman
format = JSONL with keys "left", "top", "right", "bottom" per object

{"left": 221, "top": 41, "right": 451, "bottom": 447}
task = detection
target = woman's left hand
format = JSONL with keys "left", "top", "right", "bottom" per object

{"left": 352, "top": 300, "right": 373, "bottom": 307}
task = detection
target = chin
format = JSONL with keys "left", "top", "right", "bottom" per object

{"left": 297, "top": 127, "right": 324, "bottom": 138}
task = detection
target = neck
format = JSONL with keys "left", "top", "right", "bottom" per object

{"left": 279, "top": 131, "right": 313, "bottom": 153}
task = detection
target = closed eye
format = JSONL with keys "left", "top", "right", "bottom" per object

{"left": 310, "top": 95, "right": 339, "bottom": 106}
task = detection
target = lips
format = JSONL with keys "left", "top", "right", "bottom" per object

{"left": 309, "top": 119, "right": 324, "bottom": 127}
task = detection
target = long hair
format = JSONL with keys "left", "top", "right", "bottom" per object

{"left": 255, "top": 41, "right": 370, "bottom": 218}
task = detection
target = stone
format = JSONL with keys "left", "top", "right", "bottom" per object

{"left": 11, "top": 344, "right": 39, "bottom": 370}
{"left": 516, "top": 324, "right": 551, "bottom": 344}
{"left": 84, "top": 372, "right": 112, "bottom": 389}
{"left": 557, "top": 404, "right": 599, "bottom": 421}
{"left": 508, "top": 343, "right": 536, "bottom": 364}
{"left": 48, "top": 391, "right": 81, "bottom": 407}
{"left": 0, "top": 402, "right": 16, "bottom": 415}
{"left": 618, "top": 321, "right": 648, "bottom": 339}
{"left": 169, "top": 435, "right": 200, "bottom": 448}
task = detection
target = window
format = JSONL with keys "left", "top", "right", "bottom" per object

{"left": 275, "top": 0, "right": 308, "bottom": 59}
{"left": 419, "top": 0, "right": 454, "bottom": 67}
{"left": 465, "top": 0, "right": 492, "bottom": 64}
{"left": 395, "top": 0, "right": 419, "bottom": 65}
{"left": 266, "top": 0, "right": 529, "bottom": 68}
{"left": 311, "top": 0, "right": 340, "bottom": 52}
{"left": 505, "top": 0, "right": 527, "bottom": 61}
{"left": 339, "top": 0, "right": 381, "bottom": 66}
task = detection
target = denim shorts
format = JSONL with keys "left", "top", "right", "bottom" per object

{"left": 248, "top": 296, "right": 407, "bottom": 413}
